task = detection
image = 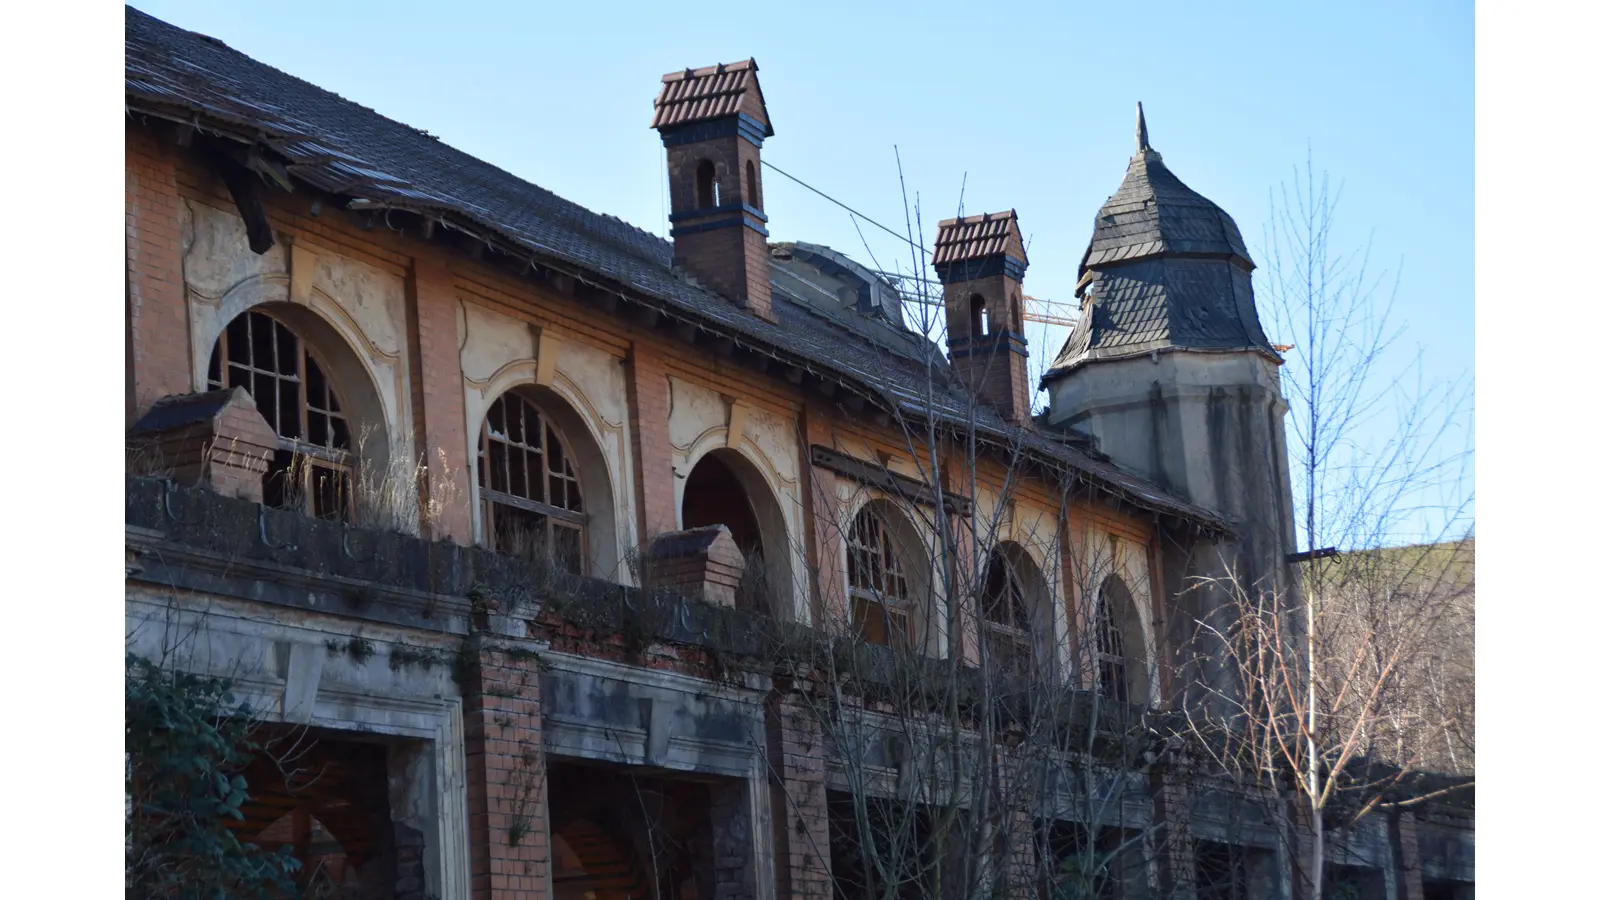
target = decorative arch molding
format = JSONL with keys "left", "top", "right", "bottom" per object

{"left": 837, "top": 489, "right": 946, "bottom": 658}
{"left": 1092, "top": 570, "right": 1157, "bottom": 706}
{"left": 468, "top": 374, "right": 624, "bottom": 581}
{"left": 677, "top": 431, "right": 802, "bottom": 619}
{"left": 196, "top": 295, "right": 397, "bottom": 494}
{"left": 983, "top": 539, "right": 1057, "bottom": 674}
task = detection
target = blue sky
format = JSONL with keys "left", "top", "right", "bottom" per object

{"left": 128, "top": 0, "right": 1474, "bottom": 538}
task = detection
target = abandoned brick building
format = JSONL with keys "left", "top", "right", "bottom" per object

{"left": 123, "top": 6, "right": 1473, "bottom": 900}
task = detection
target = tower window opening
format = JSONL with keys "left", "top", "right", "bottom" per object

{"left": 970, "top": 294, "right": 989, "bottom": 338}
{"left": 695, "top": 160, "right": 716, "bottom": 209}
{"left": 745, "top": 160, "right": 759, "bottom": 209}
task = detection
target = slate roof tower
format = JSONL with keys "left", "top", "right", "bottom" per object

{"left": 1043, "top": 105, "right": 1300, "bottom": 663}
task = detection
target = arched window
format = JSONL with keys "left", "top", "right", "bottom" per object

{"left": 981, "top": 551, "right": 1032, "bottom": 672}
{"left": 479, "top": 391, "right": 586, "bottom": 572}
{"left": 745, "top": 160, "right": 760, "bottom": 209}
{"left": 848, "top": 506, "right": 912, "bottom": 649}
{"left": 695, "top": 160, "right": 717, "bottom": 209}
{"left": 1094, "top": 578, "right": 1135, "bottom": 703}
{"left": 969, "top": 294, "right": 989, "bottom": 338}
{"left": 1010, "top": 292, "right": 1023, "bottom": 331}
{"left": 207, "top": 309, "right": 352, "bottom": 519}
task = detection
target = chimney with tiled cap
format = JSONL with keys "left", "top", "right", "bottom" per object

{"left": 934, "top": 210, "right": 1033, "bottom": 424}
{"left": 651, "top": 60, "right": 776, "bottom": 322}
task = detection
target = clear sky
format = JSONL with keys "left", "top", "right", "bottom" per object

{"left": 127, "top": 0, "right": 1474, "bottom": 538}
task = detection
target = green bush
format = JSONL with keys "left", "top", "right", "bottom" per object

{"left": 125, "top": 653, "right": 300, "bottom": 898}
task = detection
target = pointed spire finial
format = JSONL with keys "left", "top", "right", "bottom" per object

{"left": 1136, "top": 101, "right": 1149, "bottom": 153}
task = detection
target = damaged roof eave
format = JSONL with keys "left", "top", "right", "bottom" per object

{"left": 124, "top": 94, "right": 1229, "bottom": 540}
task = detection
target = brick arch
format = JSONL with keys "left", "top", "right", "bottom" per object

{"left": 552, "top": 817, "right": 651, "bottom": 900}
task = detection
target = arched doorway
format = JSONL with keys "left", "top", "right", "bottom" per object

{"left": 679, "top": 448, "right": 790, "bottom": 614}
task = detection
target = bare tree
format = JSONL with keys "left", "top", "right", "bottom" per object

{"left": 1180, "top": 158, "right": 1474, "bottom": 899}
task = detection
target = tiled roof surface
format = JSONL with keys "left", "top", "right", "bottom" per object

{"left": 1046, "top": 133, "right": 1275, "bottom": 376}
{"left": 933, "top": 210, "right": 1027, "bottom": 266}
{"left": 123, "top": 6, "right": 1228, "bottom": 532}
{"left": 651, "top": 60, "right": 771, "bottom": 133}
{"left": 1079, "top": 150, "right": 1253, "bottom": 275}
{"left": 1047, "top": 257, "right": 1276, "bottom": 373}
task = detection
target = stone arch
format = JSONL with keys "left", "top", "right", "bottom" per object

{"left": 203, "top": 300, "right": 393, "bottom": 517}
{"left": 473, "top": 380, "right": 620, "bottom": 579}
{"left": 679, "top": 445, "right": 794, "bottom": 616}
{"left": 1094, "top": 573, "right": 1152, "bottom": 705}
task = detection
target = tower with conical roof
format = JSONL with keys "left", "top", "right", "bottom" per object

{"left": 1043, "top": 104, "right": 1298, "bottom": 608}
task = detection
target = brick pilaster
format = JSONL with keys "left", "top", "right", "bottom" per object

{"left": 765, "top": 690, "right": 832, "bottom": 900}
{"left": 126, "top": 124, "right": 194, "bottom": 422}
{"left": 1389, "top": 810, "right": 1424, "bottom": 900}
{"left": 1150, "top": 757, "right": 1197, "bottom": 900}
{"left": 461, "top": 639, "right": 551, "bottom": 900}
{"left": 800, "top": 409, "right": 846, "bottom": 629}
{"left": 996, "top": 748, "right": 1039, "bottom": 900}
{"left": 710, "top": 779, "right": 757, "bottom": 900}
{"left": 406, "top": 250, "right": 473, "bottom": 543}
{"left": 626, "top": 341, "right": 678, "bottom": 545}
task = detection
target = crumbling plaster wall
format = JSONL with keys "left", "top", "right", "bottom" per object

{"left": 1047, "top": 351, "right": 1297, "bottom": 600}
{"left": 180, "top": 200, "right": 415, "bottom": 516}
{"left": 457, "top": 299, "right": 636, "bottom": 581}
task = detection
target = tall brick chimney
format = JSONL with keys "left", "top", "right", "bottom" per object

{"left": 651, "top": 60, "right": 776, "bottom": 322}
{"left": 934, "top": 211, "right": 1033, "bottom": 424}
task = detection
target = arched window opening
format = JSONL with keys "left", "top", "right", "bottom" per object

{"left": 479, "top": 391, "right": 586, "bottom": 572}
{"left": 745, "top": 160, "right": 760, "bottom": 209}
{"left": 695, "top": 160, "right": 717, "bottom": 209}
{"left": 1094, "top": 571, "right": 1156, "bottom": 705}
{"left": 848, "top": 506, "right": 913, "bottom": 649}
{"left": 969, "top": 294, "right": 989, "bottom": 338}
{"left": 207, "top": 309, "right": 352, "bottom": 520}
{"left": 682, "top": 451, "right": 768, "bottom": 610}
{"left": 981, "top": 552, "right": 1032, "bottom": 673}
{"left": 1010, "top": 292, "right": 1023, "bottom": 331}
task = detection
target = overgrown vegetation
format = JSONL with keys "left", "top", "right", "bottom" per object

{"left": 125, "top": 653, "right": 300, "bottom": 899}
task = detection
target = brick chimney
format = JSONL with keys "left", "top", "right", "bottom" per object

{"left": 647, "top": 525, "right": 747, "bottom": 607}
{"left": 128, "top": 387, "right": 278, "bottom": 502}
{"left": 651, "top": 60, "right": 776, "bottom": 322}
{"left": 934, "top": 211, "right": 1033, "bottom": 424}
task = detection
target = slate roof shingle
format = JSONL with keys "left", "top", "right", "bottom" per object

{"left": 1046, "top": 120, "right": 1277, "bottom": 377}
{"left": 124, "top": 6, "right": 1229, "bottom": 533}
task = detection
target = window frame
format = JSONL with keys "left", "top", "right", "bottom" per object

{"left": 1094, "top": 587, "right": 1129, "bottom": 703}
{"left": 477, "top": 390, "right": 589, "bottom": 573}
{"left": 206, "top": 309, "right": 355, "bottom": 521}
{"left": 847, "top": 505, "right": 915, "bottom": 649}
{"left": 980, "top": 552, "right": 1033, "bottom": 673}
